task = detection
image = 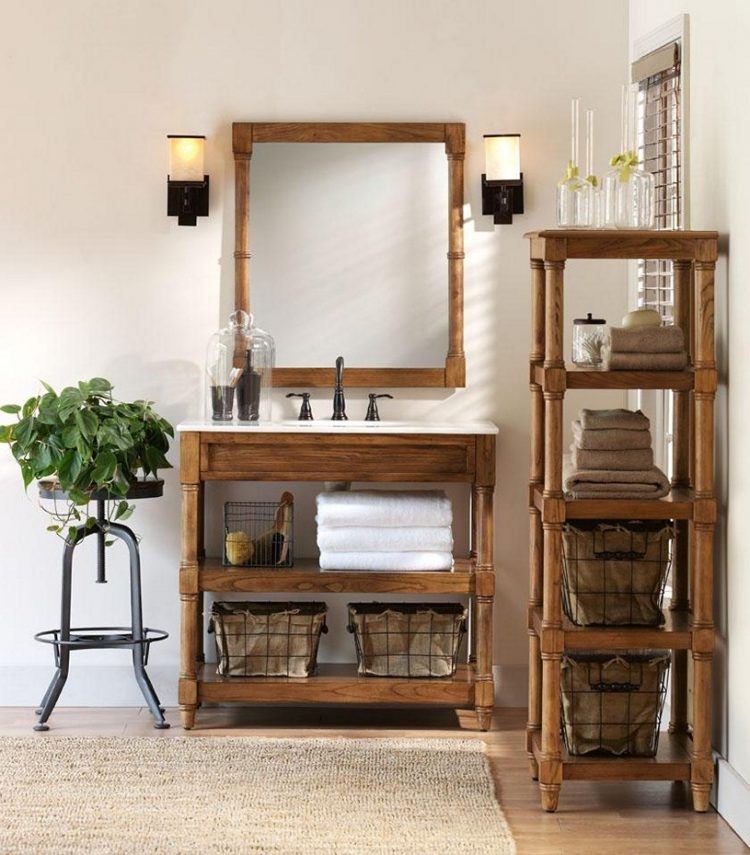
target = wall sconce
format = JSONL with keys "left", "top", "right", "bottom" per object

{"left": 482, "top": 134, "right": 524, "bottom": 225}
{"left": 167, "top": 135, "right": 209, "bottom": 226}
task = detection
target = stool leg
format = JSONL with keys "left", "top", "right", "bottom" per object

{"left": 120, "top": 524, "right": 169, "bottom": 729}
{"left": 35, "top": 538, "right": 75, "bottom": 731}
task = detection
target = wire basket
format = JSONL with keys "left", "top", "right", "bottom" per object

{"left": 562, "top": 520, "right": 674, "bottom": 626}
{"left": 209, "top": 601, "right": 327, "bottom": 677}
{"left": 347, "top": 602, "right": 467, "bottom": 678}
{"left": 561, "top": 650, "right": 670, "bottom": 756}
{"left": 223, "top": 494, "right": 294, "bottom": 567}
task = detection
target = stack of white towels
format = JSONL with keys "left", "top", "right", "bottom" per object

{"left": 316, "top": 490, "right": 454, "bottom": 571}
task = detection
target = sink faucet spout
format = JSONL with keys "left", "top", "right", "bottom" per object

{"left": 331, "top": 355, "right": 348, "bottom": 421}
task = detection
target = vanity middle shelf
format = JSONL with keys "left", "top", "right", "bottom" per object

{"left": 189, "top": 556, "right": 479, "bottom": 595}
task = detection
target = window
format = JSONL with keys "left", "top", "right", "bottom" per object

{"left": 632, "top": 40, "right": 683, "bottom": 474}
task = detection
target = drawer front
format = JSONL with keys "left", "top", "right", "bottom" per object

{"left": 200, "top": 433, "right": 476, "bottom": 482}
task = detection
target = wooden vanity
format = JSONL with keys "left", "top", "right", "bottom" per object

{"left": 178, "top": 420, "right": 498, "bottom": 730}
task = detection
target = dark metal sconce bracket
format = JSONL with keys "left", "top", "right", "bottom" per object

{"left": 481, "top": 172, "right": 524, "bottom": 225}
{"left": 167, "top": 176, "right": 209, "bottom": 226}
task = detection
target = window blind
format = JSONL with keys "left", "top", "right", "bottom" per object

{"left": 632, "top": 41, "right": 682, "bottom": 475}
{"left": 634, "top": 44, "right": 682, "bottom": 322}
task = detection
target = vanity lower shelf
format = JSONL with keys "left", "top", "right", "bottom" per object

{"left": 193, "top": 556, "right": 481, "bottom": 594}
{"left": 530, "top": 731, "right": 692, "bottom": 781}
{"left": 193, "top": 662, "right": 476, "bottom": 707}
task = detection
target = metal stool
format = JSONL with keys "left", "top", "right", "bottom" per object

{"left": 33, "top": 480, "right": 169, "bottom": 731}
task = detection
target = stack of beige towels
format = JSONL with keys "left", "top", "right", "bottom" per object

{"left": 603, "top": 323, "right": 688, "bottom": 370}
{"left": 565, "top": 408, "right": 670, "bottom": 499}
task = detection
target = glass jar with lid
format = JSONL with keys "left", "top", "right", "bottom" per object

{"left": 205, "top": 310, "right": 275, "bottom": 422}
{"left": 572, "top": 313, "right": 607, "bottom": 367}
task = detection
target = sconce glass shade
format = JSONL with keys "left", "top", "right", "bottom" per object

{"left": 168, "top": 135, "right": 205, "bottom": 183}
{"left": 484, "top": 134, "right": 521, "bottom": 181}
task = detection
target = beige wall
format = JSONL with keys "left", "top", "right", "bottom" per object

{"left": 630, "top": 0, "right": 750, "bottom": 815}
{"left": 0, "top": 0, "right": 628, "bottom": 705}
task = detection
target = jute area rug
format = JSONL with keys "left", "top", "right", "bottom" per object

{"left": 0, "top": 736, "right": 515, "bottom": 854}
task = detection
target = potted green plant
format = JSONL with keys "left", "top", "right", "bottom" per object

{"left": 0, "top": 377, "right": 173, "bottom": 537}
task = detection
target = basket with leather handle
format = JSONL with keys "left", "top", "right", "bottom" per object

{"left": 347, "top": 602, "right": 466, "bottom": 678}
{"left": 561, "top": 650, "right": 670, "bottom": 756}
{"left": 210, "top": 601, "right": 327, "bottom": 677}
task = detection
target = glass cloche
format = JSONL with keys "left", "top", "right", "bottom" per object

{"left": 205, "top": 310, "right": 274, "bottom": 423}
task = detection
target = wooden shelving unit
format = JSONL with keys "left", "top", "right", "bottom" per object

{"left": 178, "top": 424, "right": 497, "bottom": 731}
{"left": 524, "top": 229, "right": 718, "bottom": 812}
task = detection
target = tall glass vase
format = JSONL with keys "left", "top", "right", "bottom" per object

{"left": 557, "top": 97, "right": 592, "bottom": 228}
{"left": 585, "top": 109, "right": 603, "bottom": 228}
{"left": 603, "top": 84, "right": 655, "bottom": 229}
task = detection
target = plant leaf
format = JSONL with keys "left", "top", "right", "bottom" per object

{"left": 75, "top": 409, "right": 98, "bottom": 441}
{"left": 91, "top": 449, "right": 117, "bottom": 483}
{"left": 30, "top": 442, "right": 52, "bottom": 471}
{"left": 13, "top": 417, "right": 36, "bottom": 449}
{"left": 57, "top": 449, "right": 82, "bottom": 485}
{"left": 0, "top": 404, "right": 21, "bottom": 414}
{"left": 57, "top": 387, "right": 84, "bottom": 421}
{"left": 114, "top": 500, "right": 133, "bottom": 521}
{"left": 22, "top": 396, "right": 40, "bottom": 418}
{"left": 20, "top": 463, "right": 34, "bottom": 490}
{"left": 62, "top": 425, "right": 80, "bottom": 448}
{"left": 89, "top": 377, "right": 113, "bottom": 394}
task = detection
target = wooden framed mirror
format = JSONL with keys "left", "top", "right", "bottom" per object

{"left": 232, "top": 122, "right": 465, "bottom": 388}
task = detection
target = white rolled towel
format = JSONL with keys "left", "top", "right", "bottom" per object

{"left": 317, "top": 526, "right": 453, "bottom": 553}
{"left": 316, "top": 490, "right": 452, "bottom": 528}
{"left": 319, "top": 551, "right": 454, "bottom": 572}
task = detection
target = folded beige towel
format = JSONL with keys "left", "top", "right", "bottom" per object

{"left": 564, "top": 458, "right": 670, "bottom": 500}
{"left": 604, "top": 350, "right": 688, "bottom": 371}
{"left": 609, "top": 324, "right": 685, "bottom": 353}
{"left": 580, "top": 408, "right": 650, "bottom": 432}
{"left": 571, "top": 445, "right": 654, "bottom": 471}
{"left": 572, "top": 420, "right": 652, "bottom": 450}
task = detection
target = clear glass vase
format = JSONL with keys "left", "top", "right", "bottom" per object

{"left": 603, "top": 84, "right": 655, "bottom": 229}
{"left": 557, "top": 97, "right": 593, "bottom": 228}
{"left": 603, "top": 164, "right": 655, "bottom": 229}
{"left": 557, "top": 173, "right": 593, "bottom": 228}
{"left": 205, "top": 310, "right": 275, "bottom": 423}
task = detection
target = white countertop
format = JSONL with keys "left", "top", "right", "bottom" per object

{"left": 176, "top": 419, "right": 499, "bottom": 435}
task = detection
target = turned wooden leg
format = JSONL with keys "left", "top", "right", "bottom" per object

{"left": 472, "top": 444, "right": 495, "bottom": 732}
{"left": 180, "top": 440, "right": 202, "bottom": 731}
{"left": 181, "top": 706, "right": 197, "bottom": 730}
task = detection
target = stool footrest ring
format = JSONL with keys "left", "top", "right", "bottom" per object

{"left": 35, "top": 626, "right": 168, "bottom": 650}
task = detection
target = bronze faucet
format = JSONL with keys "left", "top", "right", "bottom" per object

{"left": 331, "top": 356, "right": 347, "bottom": 420}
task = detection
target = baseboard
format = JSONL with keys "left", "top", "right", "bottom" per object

{"left": 0, "top": 665, "right": 177, "bottom": 708}
{"left": 0, "top": 663, "right": 526, "bottom": 710}
{"left": 714, "top": 753, "right": 750, "bottom": 847}
{"left": 493, "top": 664, "right": 527, "bottom": 707}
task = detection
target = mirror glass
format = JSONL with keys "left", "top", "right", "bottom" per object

{"left": 251, "top": 143, "right": 449, "bottom": 368}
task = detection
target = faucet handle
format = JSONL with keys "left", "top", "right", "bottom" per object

{"left": 365, "top": 393, "right": 394, "bottom": 422}
{"left": 286, "top": 392, "right": 314, "bottom": 421}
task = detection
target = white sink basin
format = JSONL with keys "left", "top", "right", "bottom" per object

{"left": 278, "top": 419, "right": 403, "bottom": 428}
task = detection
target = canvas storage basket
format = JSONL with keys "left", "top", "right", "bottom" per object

{"left": 561, "top": 650, "right": 670, "bottom": 757}
{"left": 209, "top": 601, "right": 327, "bottom": 677}
{"left": 561, "top": 521, "right": 674, "bottom": 626}
{"left": 347, "top": 602, "right": 466, "bottom": 678}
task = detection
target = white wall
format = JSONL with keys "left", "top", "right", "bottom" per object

{"left": 0, "top": 0, "right": 628, "bottom": 708}
{"left": 629, "top": 0, "right": 750, "bottom": 840}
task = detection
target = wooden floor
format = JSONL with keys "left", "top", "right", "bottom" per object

{"left": 0, "top": 706, "right": 744, "bottom": 854}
